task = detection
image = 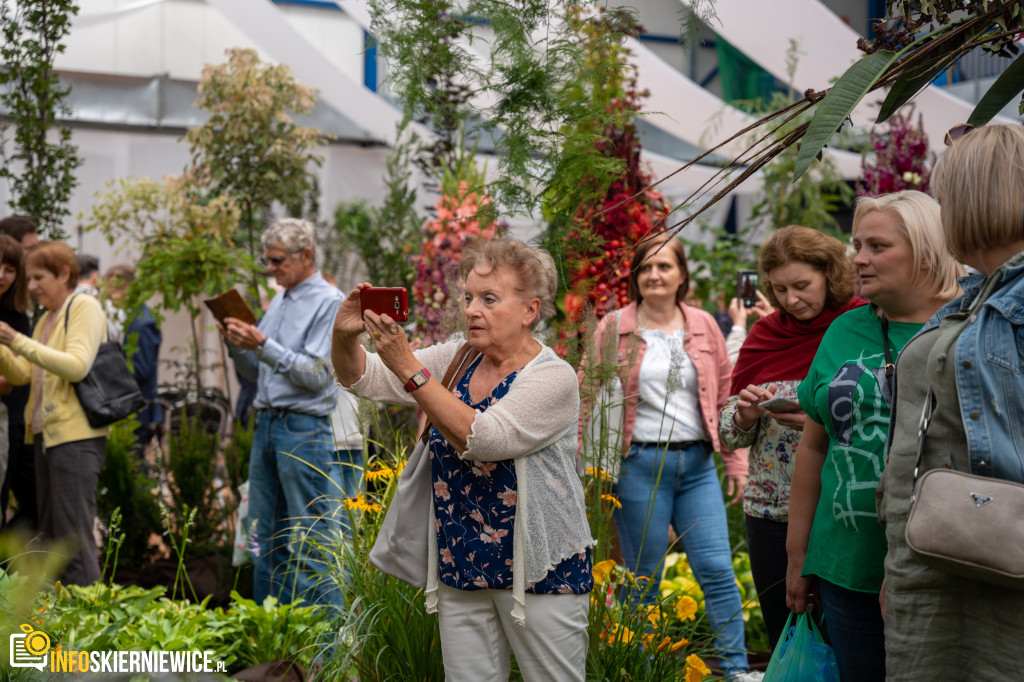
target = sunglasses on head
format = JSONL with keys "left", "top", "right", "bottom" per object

{"left": 944, "top": 123, "right": 975, "bottom": 146}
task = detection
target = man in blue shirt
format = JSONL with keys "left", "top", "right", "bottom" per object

{"left": 220, "top": 218, "right": 345, "bottom": 613}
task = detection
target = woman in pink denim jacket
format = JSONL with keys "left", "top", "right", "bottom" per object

{"left": 581, "top": 236, "right": 754, "bottom": 680}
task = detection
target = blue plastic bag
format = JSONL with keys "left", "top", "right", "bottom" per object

{"left": 763, "top": 612, "right": 840, "bottom": 682}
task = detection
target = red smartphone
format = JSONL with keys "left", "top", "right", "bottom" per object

{"left": 360, "top": 287, "right": 409, "bottom": 322}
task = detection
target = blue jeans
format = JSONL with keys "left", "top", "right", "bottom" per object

{"left": 334, "top": 447, "right": 364, "bottom": 534}
{"left": 613, "top": 442, "right": 749, "bottom": 675}
{"left": 817, "top": 578, "right": 885, "bottom": 682}
{"left": 249, "top": 411, "right": 344, "bottom": 613}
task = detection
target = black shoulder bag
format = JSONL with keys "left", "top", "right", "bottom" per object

{"left": 64, "top": 294, "right": 145, "bottom": 428}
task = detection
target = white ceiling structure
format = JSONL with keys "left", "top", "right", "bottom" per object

{"left": 680, "top": 0, "right": 1017, "bottom": 154}
{"left": 64, "top": 0, "right": 1012, "bottom": 206}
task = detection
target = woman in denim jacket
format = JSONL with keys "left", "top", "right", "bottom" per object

{"left": 877, "top": 124, "right": 1024, "bottom": 681}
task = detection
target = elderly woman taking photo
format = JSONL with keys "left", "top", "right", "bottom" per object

{"left": 332, "top": 238, "right": 593, "bottom": 681}
{"left": 0, "top": 241, "right": 108, "bottom": 585}
{"left": 877, "top": 125, "right": 1024, "bottom": 680}
{"left": 720, "top": 226, "right": 866, "bottom": 650}
{"left": 786, "top": 191, "right": 963, "bottom": 681}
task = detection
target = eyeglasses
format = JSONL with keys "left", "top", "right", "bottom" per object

{"left": 259, "top": 251, "right": 299, "bottom": 268}
{"left": 944, "top": 123, "right": 975, "bottom": 147}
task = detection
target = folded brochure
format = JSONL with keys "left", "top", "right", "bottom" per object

{"left": 203, "top": 289, "right": 258, "bottom": 326}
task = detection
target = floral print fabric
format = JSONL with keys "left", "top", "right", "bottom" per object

{"left": 719, "top": 379, "right": 802, "bottom": 521}
{"left": 431, "top": 356, "right": 592, "bottom": 594}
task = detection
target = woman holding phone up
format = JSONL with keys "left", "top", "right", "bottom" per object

{"left": 719, "top": 226, "right": 866, "bottom": 649}
{"left": 333, "top": 238, "right": 594, "bottom": 681}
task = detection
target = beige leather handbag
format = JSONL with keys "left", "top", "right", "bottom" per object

{"left": 904, "top": 391, "right": 1024, "bottom": 589}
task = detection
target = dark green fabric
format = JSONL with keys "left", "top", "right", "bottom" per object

{"left": 715, "top": 36, "right": 778, "bottom": 104}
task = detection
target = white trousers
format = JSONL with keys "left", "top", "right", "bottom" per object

{"left": 437, "top": 583, "right": 590, "bottom": 682}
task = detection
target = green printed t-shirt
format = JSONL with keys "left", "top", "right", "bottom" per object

{"left": 797, "top": 305, "right": 923, "bottom": 593}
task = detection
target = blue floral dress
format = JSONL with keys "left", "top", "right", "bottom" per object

{"left": 429, "top": 356, "right": 593, "bottom": 594}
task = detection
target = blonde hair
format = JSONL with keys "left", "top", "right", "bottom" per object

{"left": 852, "top": 191, "right": 963, "bottom": 302}
{"left": 458, "top": 238, "right": 558, "bottom": 329}
{"left": 932, "top": 125, "right": 1024, "bottom": 260}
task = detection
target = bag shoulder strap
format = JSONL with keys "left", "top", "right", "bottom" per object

{"left": 419, "top": 341, "right": 481, "bottom": 444}
{"left": 63, "top": 292, "right": 80, "bottom": 334}
{"left": 63, "top": 292, "right": 110, "bottom": 343}
{"left": 880, "top": 312, "right": 895, "bottom": 396}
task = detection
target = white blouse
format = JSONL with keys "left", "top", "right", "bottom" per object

{"left": 632, "top": 328, "right": 706, "bottom": 443}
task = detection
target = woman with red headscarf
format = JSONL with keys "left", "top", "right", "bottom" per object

{"left": 719, "top": 226, "right": 865, "bottom": 649}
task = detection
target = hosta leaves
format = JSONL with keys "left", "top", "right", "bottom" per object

{"left": 794, "top": 50, "right": 898, "bottom": 179}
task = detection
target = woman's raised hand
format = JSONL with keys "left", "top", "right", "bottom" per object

{"left": 363, "top": 310, "right": 418, "bottom": 380}
{"left": 334, "top": 283, "right": 372, "bottom": 338}
{"left": 750, "top": 290, "right": 775, "bottom": 319}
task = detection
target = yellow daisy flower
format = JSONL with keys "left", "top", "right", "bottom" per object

{"left": 601, "top": 493, "right": 622, "bottom": 509}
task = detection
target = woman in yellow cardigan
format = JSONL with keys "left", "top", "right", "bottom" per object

{"left": 0, "top": 241, "right": 107, "bottom": 585}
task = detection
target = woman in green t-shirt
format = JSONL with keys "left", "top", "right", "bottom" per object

{"left": 785, "top": 191, "right": 963, "bottom": 682}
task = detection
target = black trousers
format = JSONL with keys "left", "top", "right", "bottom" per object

{"left": 36, "top": 436, "right": 106, "bottom": 586}
{"left": 746, "top": 513, "right": 793, "bottom": 651}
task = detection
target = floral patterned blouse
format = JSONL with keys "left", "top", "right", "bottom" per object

{"left": 719, "top": 379, "right": 802, "bottom": 521}
{"left": 430, "top": 356, "right": 593, "bottom": 594}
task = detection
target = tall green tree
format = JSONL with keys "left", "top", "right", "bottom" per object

{"left": 184, "top": 48, "right": 326, "bottom": 292}
{"left": 0, "top": 0, "right": 80, "bottom": 238}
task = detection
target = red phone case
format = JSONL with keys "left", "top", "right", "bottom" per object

{"left": 360, "top": 287, "right": 409, "bottom": 322}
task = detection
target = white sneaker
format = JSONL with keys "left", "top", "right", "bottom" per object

{"left": 729, "top": 672, "right": 764, "bottom": 682}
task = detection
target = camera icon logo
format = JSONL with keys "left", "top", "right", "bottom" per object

{"left": 10, "top": 623, "right": 50, "bottom": 670}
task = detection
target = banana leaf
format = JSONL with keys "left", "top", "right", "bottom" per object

{"left": 967, "top": 54, "right": 1024, "bottom": 126}
{"left": 794, "top": 50, "right": 897, "bottom": 180}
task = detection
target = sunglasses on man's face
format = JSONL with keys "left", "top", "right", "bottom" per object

{"left": 944, "top": 123, "right": 975, "bottom": 146}
{"left": 259, "top": 252, "right": 298, "bottom": 268}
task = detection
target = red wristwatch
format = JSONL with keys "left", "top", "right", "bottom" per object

{"left": 403, "top": 368, "right": 431, "bottom": 392}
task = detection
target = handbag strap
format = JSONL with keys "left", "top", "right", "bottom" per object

{"left": 880, "top": 313, "right": 895, "bottom": 398}
{"left": 909, "top": 389, "right": 937, "bottom": 502}
{"left": 419, "top": 342, "right": 481, "bottom": 444}
{"left": 63, "top": 292, "right": 79, "bottom": 335}
{"left": 63, "top": 292, "right": 110, "bottom": 343}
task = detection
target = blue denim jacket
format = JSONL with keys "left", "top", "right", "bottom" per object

{"left": 917, "top": 253, "right": 1024, "bottom": 483}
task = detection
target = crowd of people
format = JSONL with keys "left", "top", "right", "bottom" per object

{"left": 1, "top": 124, "right": 1021, "bottom": 681}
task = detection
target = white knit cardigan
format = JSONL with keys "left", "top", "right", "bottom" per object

{"left": 349, "top": 339, "right": 596, "bottom": 625}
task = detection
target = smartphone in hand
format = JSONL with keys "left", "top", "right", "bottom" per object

{"left": 758, "top": 397, "right": 802, "bottom": 413}
{"left": 737, "top": 269, "right": 759, "bottom": 308}
{"left": 360, "top": 287, "right": 409, "bottom": 322}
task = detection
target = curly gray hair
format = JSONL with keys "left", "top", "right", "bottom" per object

{"left": 458, "top": 238, "right": 558, "bottom": 329}
{"left": 261, "top": 218, "right": 317, "bottom": 260}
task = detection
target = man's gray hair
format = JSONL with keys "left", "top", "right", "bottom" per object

{"left": 261, "top": 218, "right": 317, "bottom": 259}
